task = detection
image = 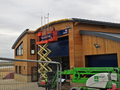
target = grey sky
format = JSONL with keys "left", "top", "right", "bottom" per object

{"left": 0, "top": 0, "right": 120, "bottom": 58}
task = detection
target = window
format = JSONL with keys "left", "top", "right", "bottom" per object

{"left": 19, "top": 66, "right": 21, "bottom": 74}
{"left": 16, "top": 42, "right": 23, "bottom": 56}
{"left": 16, "top": 66, "right": 17, "bottom": 73}
{"left": 30, "top": 39, "right": 35, "bottom": 55}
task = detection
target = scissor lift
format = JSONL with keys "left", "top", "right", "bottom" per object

{"left": 36, "top": 28, "right": 57, "bottom": 88}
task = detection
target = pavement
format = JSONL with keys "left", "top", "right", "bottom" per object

{"left": 0, "top": 79, "right": 46, "bottom": 90}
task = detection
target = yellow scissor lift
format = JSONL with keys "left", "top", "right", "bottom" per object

{"left": 36, "top": 29, "right": 58, "bottom": 89}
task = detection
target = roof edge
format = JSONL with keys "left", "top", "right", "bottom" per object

{"left": 35, "top": 18, "right": 73, "bottom": 33}
{"left": 35, "top": 18, "right": 120, "bottom": 33}
{"left": 72, "top": 18, "right": 120, "bottom": 27}
{"left": 12, "top": 29, "right": 29, "bottom": 49}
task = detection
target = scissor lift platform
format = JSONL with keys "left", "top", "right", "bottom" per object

{"left": 36, "top": 30, "right": 57, "bottom": 45}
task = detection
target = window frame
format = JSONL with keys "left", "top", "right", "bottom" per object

{"left": 15, "top": 66, "right": 17, "bottom": 73}
{"left": 19, "top": 66, "right": 21, "bottom": 74}
{"left": 16, "top": 42, "right": 23, "bottom": 56}
{"left": 30, "top": 39, "right": 35, "bottom": 55}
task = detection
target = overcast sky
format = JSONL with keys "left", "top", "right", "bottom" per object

{"left": 0, "top": 0, "right": 120, "bottom": 58}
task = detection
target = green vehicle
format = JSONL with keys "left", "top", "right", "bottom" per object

{"left": 38, "top": 67, "right": 120, "bottom": 90}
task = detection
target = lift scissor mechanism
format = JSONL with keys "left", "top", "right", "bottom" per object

{"left": 37, "top": 43, "right": 52, "bottom": 78}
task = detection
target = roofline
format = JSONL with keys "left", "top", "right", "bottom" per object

{"left": 80, "top": 30, "right": 120, "bottom": 43}
{"left": 35, "top": 18, "right": 120, "bottom": 33}
{"left": 12, "top": 29, "right": 29, "bottom": 49}
{"left": 35, "top": 18, "right": 73, "bottom": 33}
{"left": 72, "top": 18, "right": 120, "bottom": 27}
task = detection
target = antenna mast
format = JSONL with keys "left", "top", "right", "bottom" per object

{"left": 44, "top": 13, "right": 49, "bottom": 30}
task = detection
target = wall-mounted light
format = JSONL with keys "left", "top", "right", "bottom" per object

{"left": 71, "top": 66, "right": 73, "bottom": 69}
{"left": 66, "top": 25, "right": 71, "bottom": 30}
{"left": 94, "top": 44, "right": 100, "bottom": 49}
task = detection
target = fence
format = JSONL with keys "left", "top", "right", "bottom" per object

{"left": 0, "top": 57, "right": 62, "bottom": 90}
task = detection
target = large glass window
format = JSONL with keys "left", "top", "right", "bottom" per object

{"left": 16, "top": 42, "right": 23, "bottom": 56}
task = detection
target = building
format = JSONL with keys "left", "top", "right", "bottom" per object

{"left": 12, "top": 18, "right": 120, "bottom": 82}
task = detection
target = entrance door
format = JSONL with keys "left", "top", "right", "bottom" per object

{"left": 31, "top": 67, "right": 38, "bottom": 82}
{"left": 85, "top": 54, "right": 118, "bottom": 67}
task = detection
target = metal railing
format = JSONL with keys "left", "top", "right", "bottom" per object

{"left": 0, "top": 57, "right": 62, "bottom": 90}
